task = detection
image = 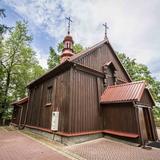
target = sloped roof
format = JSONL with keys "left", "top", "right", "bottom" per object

{"left": 100, "top": 81, "right": 148, "bottom": 104}
{"left": 70, "top": 39, "right": 132, "bottom": 81}
{"left": 27, "top": 60, "right": 72, "bottom": 88}
{"left": 103, "top": 61, "right": 117, "bottom": 71}
{"left": 70, "top": 39, "right": 108, "bottom": 61}
{"left": 11, "top": 97, "right": 28, "bottom": 106}
{"left": 27, "top": 39, "right": 131, "bottom": 87}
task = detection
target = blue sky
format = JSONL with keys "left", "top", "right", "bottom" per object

{"left": 1, "top": 0, "right": 160, "bottom": 80}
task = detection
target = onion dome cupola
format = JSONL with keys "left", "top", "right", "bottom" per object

{"left": 60, "top": 17, "right": 74, "bottom": 63}
{"left": 60, "top": 35, "right": 74, "bottom": 63}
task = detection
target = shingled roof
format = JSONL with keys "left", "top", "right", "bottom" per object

{"left": 100, "top": 81, "right": 155, "bottom": 105}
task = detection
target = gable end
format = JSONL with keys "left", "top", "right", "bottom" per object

{"left": 71, "top": 40, "right": 131, "bottom": 83}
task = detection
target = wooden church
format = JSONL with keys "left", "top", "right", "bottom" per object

{"left": 11, "top": 21, "right": 158, "bottom": 145}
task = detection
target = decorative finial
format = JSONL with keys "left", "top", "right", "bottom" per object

{"left": 103, "top": 22, "right": 109, "bottom": 40}
{"left": 66, "top": 17, "right": 73, "bottom": 35}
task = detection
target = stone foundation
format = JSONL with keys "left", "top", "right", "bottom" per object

{"left": 53, "top": 133, "right": 103, "bottom": 145}
{"left": 24, "top": 127, "right": 54, "bottom": 140}
{"left": 24, "top": 126, "right": 103, "bottom": 145}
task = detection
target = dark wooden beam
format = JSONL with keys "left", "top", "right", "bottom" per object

{"left": 73, "top": 63, "right": 104, "bottom": 78}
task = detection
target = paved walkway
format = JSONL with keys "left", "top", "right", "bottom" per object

{"left": 0, "top": 127, "right": 70, "bottom": 160}
{"left": 1, "top": 127, "right": 160, "bottom": 160}
{"left": 67, "top": 138, "right": 160, "bottom": 160}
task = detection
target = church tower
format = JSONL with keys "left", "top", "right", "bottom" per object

{"left": 60, "top": 35, "right": 74, "bottom": 63}
{"left": 60, "top": 17, "right": 74, "bottom": 63}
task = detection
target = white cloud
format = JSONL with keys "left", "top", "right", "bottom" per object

{"left": 32, "top": 46, "right": 48, "bottom": 69}
{"left": 3, "top": 0, "right": 160, "bottom": 79}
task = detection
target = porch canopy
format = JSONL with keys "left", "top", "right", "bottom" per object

{"left": 100, "top": 81, "right": 155, "bottom": 139}
{"left": 11, "top": 97, "right": 28, "bottom": 107}
{"left": 100, "top": 81, "right": 155, "bottom": 105}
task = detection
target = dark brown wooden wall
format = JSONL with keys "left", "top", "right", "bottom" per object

{"left": 68, "top": 68, "right": 104, "bottom": 133}
{"left": 73, "top": 43, "right": 130, "bottom": 82}
{"left": 26, "top": 69, "right": 70, "bottom": 132}
{"left": 103, "top": 103, "right": 138, "bottom": 134}
{"left": 26, "top": 42, "right": 133, "bottom": 133}
{"left": 139, "top": 89, "right": 153, "bottom": 107}
{"left": 21, "top": 103, "right": 27, "bottom": 125}
{"left": 12, "top": 107, "right": 21, "bottom": 125}
{"left": 12, "top": 102, "right": 27, "bottom": 125}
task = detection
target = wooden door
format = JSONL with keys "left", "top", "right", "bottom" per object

{"left": 143, "top": 108, "right": 154, "bottom": 141}
{"left": 138, "top": 107, "right": 148, "bottom": 143}
{"left": 148, "top": 109, "right": 158, "bottom": 141}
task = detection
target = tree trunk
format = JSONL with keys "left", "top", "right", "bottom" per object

{"left": 0, "top": 69, "right": 11, "bottom": 120}
{"left": 3, "top": 70, "right": 11, "bottom": 105}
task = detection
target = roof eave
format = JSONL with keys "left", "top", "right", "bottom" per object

{"left": 107, "top": 41, "right": 132, "bottom": 82}
{"left": 100, "top": 100, "right": 137, "bottom": 104}
{"left": 71, "top": 39, "right": 132, "bottom": 82}
{"left": 11, "top": 97, "right": 28, "bottom": 106}
{"left": 27, "top": 60, "right": 73, "bottom": 88}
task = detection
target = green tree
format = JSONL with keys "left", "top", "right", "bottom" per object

{"left": 117, "top": 52, "right": 160, "bottom": 103}
{"left": 0, "top": 21, "right": 45, "bottom": 122}
{"left": 0, "top": 8, "right": 10, "bottom": 119}
{"left": 47, "top": 42, "right": 84, "bottom": 69}
{"left": 0, "top": 9, "right": 11, "bottom": 38}
{"left": 73, "top": 43, "right": 84, "bottom": 54}
{"left": 47, "top": 47, "right": 60, "bottom": 69}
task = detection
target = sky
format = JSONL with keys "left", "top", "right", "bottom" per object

{"left": 1, "top": 0, "right": 160, "bottom": 80}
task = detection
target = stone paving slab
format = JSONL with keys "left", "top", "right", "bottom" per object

{"left": 67, "top": 138, "right": 160, "bottom": 160}
{"left": 0, "top": 127, "right": 70, "bottom": 160}
{"left": 1, "top": 127, "right": 160, "bottom": 160}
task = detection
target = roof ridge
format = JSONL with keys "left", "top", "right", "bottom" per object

{"left": 70, "top": 39, "right": 108, "bottom": 61}
{"left": 108, "top": 80, "right": 145, "bottom": 88}
{"left": 71, "top": 39, "right": 132, "bottom": 82}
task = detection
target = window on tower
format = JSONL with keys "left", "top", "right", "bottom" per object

{"left": 67, "top": 42, "right": 69, "bottom": 48}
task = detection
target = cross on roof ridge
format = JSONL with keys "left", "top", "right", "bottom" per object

{"left": 66, "top": 17, "right": 73, "bottom": 35}
{"left": 103, "top": 22, "right": 109, "bottom": 39}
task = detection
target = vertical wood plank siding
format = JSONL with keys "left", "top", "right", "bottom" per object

{"left": 73, "top": 44, "right": 129, "bottom": 82}
{"left": 139, "top": 89, "right": 153, "bottom": 107}
{"left": 26, "top": 70, "right": 70, "bottom": 132}
{"left": 20, "top": 103, "right": 27, "bottom": 125}
{"left": 12, "top": 107, "right": 21, "bottom": 125}
{"left": 12, "top": 102, "right": 27, "bottom": 125}
{"left": 103, "top": 103, "right": 138, "bottom": 134}
{"left": 68, "top": 68, "right": 104, "bottom": 133}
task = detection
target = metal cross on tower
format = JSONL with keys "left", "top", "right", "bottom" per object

{"left": 66, "top": 17, "right": 72, "bottom": 35}
{"left": 103, "top": 22, "right": 109, "bottom": 39}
